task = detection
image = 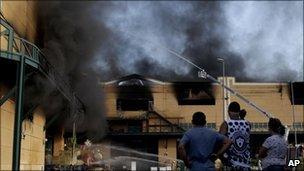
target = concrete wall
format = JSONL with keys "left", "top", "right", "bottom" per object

{"left": 53, "top": 128, "right": 65, "bottom": 157}
{"left": 1, "top": 2, "right": 45, "bottom": 169}
{"left": 1, "top": 1, "right": 39, "bottom": 42}
{"left": 0, "top": 24, "right": 8, "bottom": 51}
{"left": 103, "top": 77, "right": 304, "bottom": 160}
{"left": 0, "top": 98, "right": 46, "bottom": 170}
{"left": 103, "top": 77, "right": 304, "bottom": 128}
{"left": 150, "top": 83, "right": 222, "bottom": 125}
{"left": 158, "top": 138, "right": 177, "bottom": 161}
{"left": 229, "top": 78, "right": 303, "bottom": 125}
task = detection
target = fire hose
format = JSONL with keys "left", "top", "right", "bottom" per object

{"left": 164, "top": 47, "right": 291, "bottom": 140}
{"left": 124, "top": 30, "right": 290, "bottom": 138}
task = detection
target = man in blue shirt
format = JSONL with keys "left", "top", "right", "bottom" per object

{"left": 178, "top": 112, "right": 232, "bottom": 171}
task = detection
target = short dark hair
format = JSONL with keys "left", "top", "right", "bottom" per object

{"left": 228, "top": 101, "right": 240, "bottom": 113}
{"left": 268, "top": 118, "right": 285, "bottom": 135}
{"left": 239, "top": 109, "right": 247, "bottom": 119}
{"left": 192, "top": 112, "right": 206, "bottom": 126}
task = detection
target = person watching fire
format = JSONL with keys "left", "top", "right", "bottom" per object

{"left": 258, "top": 118, "right": 287, "bottom": 171}
{"left": 178, "top": 112, "right": 232, "bottom": 171}
{"left": 219, "top": 102, "right": 251, "bottom": 171}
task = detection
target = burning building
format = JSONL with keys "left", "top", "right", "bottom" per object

{"left": 1, "top": 2, "right": 46, "bottom": 170}
{"left": 0, "top": 1, "right": 303, "bottom": 170}
{"left": 102, "top": 74, "right": 304, "bottom": 161}
{"left": 0, "top": 1, "right": 101, "bottom": 170}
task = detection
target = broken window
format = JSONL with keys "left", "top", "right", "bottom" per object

{"left": 290, "top": 82, "right": 304, "bottom": 105}
{"left": 174, "top": 82, "right": 215, "bottom": 105}
{"left": 116, "top": 75, "right": 153, "bottom": 111}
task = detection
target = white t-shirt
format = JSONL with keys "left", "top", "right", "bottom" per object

{"left": 261, "top": 134, "right": 288, "bottom": 169}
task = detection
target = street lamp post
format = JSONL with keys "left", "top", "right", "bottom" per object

{"left": 217, "top": 58, "right": 226, "bottom": 121}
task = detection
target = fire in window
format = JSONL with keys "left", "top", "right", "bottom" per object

{"left": 174, "top": 82, "right": 215, "bottom": 105}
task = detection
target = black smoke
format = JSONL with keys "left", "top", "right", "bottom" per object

{"left": 38, "top": 1, "right": 301, "bottom": 83}
{"left": 37, "top": 1, "right": 108, "bottom": 141}
{"left": 93, "top": 1, "right": 248, "bottom": 81}
{"left": 112, "top": 2, "right": 248, "bottom": 81}
{"left": 35, "top": 1, "right": 301, "bottom": 140}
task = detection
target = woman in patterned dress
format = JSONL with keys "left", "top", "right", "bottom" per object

{"left": 258, "top": 118, "right": 288, "bottom": 171}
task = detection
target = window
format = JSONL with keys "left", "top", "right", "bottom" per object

{"left": 116, "top": 76, "right": 153, "bottom": 111}
{"left": 117, "top": 99, "right": 152, "bottom": 111}
{"left": 290, "top": 82, "right": 304, "bottom": 105}
{"left": 174, "top": 82, "right": 215, "bottom": 105}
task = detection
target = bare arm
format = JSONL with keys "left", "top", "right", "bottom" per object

{"left": 216, "top": 137, "right": 232, "bottom": 156}
{"left": 258, "top": 146, "right": 268, "bottom": 159}
{"left": 178, "top": 143, "right": 190, "bottom": 167}
{"left": 219, "top": 122, "right": 228, "bottom": 135}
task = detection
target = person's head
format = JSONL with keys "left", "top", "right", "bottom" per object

{"left": 239, "top": 109, "right": 247, "bottom": 120}
{"left": 192, "top": 112, "right": 206, "bottom": 126}
{"left": 268, "top": 118, "right": 285, "bottom": 136}
{"left": 228, "top": 101, "right": 240, "bottom": 119}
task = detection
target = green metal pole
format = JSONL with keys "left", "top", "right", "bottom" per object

{"left": 0, "top": 87, "right": 16, "bottom": 106}
{"left": 8, "top": 27, "right": 14, "bottom": 54}
{"left": 12, "top": 55, "right": 25, "bottom": 170}
{"left": 0, "top": 72, "right": 33, "bottom": 107}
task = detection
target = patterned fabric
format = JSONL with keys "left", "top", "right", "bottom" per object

{"left": 226, "top": 119, "right": 251, "bottom": 168}
{"left": 261, "top": 134, "right": 287, "bottom": 169}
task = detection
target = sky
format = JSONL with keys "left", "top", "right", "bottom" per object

{"left": 94, "top": 1, "right": 303, "bottom": 81}
{"left": 224, "top": 1, "right": 303, "bottom": 81}
{"left": 41, "top": 1, "right": 304, "bottom": 82}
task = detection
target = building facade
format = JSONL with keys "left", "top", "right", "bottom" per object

{"left": 102, "top": 74, "right": 304, "bottom": 161}
{"left": 0, "top": 1, "right": 46, "bottom": 170}
{"left": 1, "top": 2, "right": 303, "bottom": 169}
{"left": 1, "top": 1, "right": 84, "bottom": 170}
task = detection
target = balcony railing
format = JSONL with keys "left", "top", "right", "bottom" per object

{"left": 178, "top": 122, "right": 304, "bottom": 132}
{"left": 178, "top": 123, "right": 217, "bottom": 130}
{"left": 248, "top": 122, "right": 304, "bottom": 132}
{"left": 0, "top": 19, "right": 85, "bottom": 119}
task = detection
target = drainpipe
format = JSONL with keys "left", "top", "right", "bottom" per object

{"left": 12, "top": 55, "right": 25, "bottom": 170}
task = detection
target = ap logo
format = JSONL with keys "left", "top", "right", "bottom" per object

{"left": 288, "top": 159, "right": 301, "bottom": 167}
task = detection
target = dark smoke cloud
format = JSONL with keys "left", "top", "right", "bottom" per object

{"left": 37, "top": 1, "right": 302, "bottom": 82}
{"left": 90, "top": 1, "right": 301, "bottom": 82}
{"left": 85, "top": 1, "right": 248, "bottom": 81}
{"left": 179, "top": 2, "right": 247, "bottom": 80}
{"left": 35, "top": 1, "right": 302, "bottom": 139}
{"left": 38, "top": 1, "right": 107, "bottom": 141}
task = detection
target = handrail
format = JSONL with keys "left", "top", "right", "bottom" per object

{"left": 1, "top": 27, "right": 40, "bottom": 64}
{"left": 251, "top": 122, "right": 304, "bottom": 132}
{"left": 179, "top": 122, "right": 217, "bottom": 130}
{"left": 178, "top": 122, "right": 304, "bottom": 132}
{"left": 0, "top": 19, "right": 85, "bottom": 121}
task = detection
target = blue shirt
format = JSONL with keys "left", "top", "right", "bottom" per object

{"left": 180, "top": 126, "right": 225, "bottom": 170}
